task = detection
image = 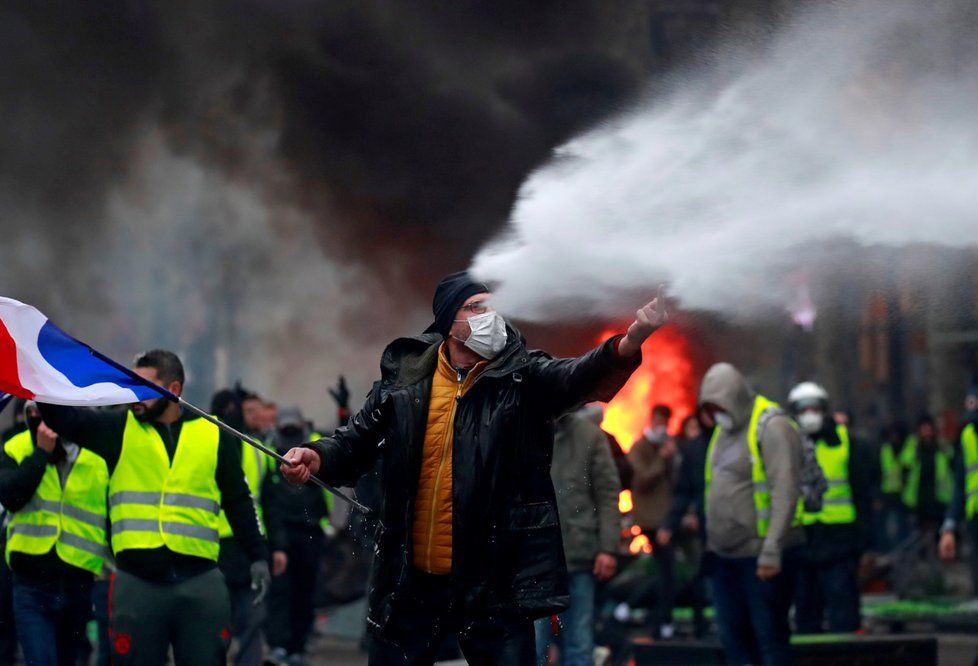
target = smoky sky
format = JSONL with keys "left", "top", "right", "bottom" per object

{"left": 0, "top": 0, "right": 646, "bottom": 283}
{"left": 0, "top": 0, "right": 663, "bottom": 410}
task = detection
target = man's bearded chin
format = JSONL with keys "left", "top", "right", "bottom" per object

{"left": 131, "top": 397, "right": 168, "bottom": 422}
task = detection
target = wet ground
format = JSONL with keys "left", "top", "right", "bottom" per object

{"left": 302, "top": 628, "right": 978, "bottom": 665}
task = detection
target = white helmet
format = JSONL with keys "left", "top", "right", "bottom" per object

{"left": 787, "top": 382, "right": 829, "bottom": 411}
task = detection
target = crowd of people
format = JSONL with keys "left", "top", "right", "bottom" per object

{"left": 0, "top": 360, "right": 355, "bottom": 666}
{"left": 537, "top": 368, "right": 978, "bottom": 665}
{"left": 0, "top": 269, "right": 974, "bottom": 666}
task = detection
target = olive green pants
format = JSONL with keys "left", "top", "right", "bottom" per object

{"left": 109, "top": 568, "right": 231, "bottom": 666}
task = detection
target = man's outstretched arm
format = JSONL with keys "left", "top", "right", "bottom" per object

{"left": 529, "top": 290, "right": 668, "bottom": 415}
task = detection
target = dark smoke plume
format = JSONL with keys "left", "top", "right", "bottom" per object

{"left": 0, "top": 0, "right": 652, "bottom": 412}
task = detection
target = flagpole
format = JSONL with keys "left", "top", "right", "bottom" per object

{"left": 177, "top": 398, "right": 371, "bottom": 515}
{"left": 74, "top": 345, "right": 369, "bottom": 513}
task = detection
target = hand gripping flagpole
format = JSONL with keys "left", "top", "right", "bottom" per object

{"left": 82, "top": 347, "right": 371, "bottom": 515}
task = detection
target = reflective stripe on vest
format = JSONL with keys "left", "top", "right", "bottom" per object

{"left": 3, "top": 431, "right": 110, "bottom": 574}
{"left": 880, "top": 443, "right": 903, "bottom": 494}
{"left": 217, "top": 440, "right": 270, "bottom": 539}
{"left": 962, "top": 424, "right": 978, "bottom": 520}
{"left": 705, "top": 395, "right": 802, "bottom": 538}
{"left": 803, "top": 425, "right": 855, "bottom": 525}
{"left": 108, "top": 412, "right": 222, "bottom": 561}
{"left": 901, "top": 435, "right": 954, "bottom": 508}
{"left": 307, "top": 432, "right": 335, "bottom": 531}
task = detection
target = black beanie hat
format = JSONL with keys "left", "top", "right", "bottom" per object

{"left": 425, "top": 271, "right": 490, "bottom": 336}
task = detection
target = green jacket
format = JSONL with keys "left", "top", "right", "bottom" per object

{"left": 550, "top": 407, "right": 621, "bottom": 572}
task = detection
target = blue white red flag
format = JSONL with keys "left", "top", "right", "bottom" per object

{"left": 0, "top": 297, "right": 173, "bottom": 406}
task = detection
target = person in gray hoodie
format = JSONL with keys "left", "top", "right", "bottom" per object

{"left": 699, "top": 363, "right": 804, "bottom": 666}
{"left": 535, "top": 405, "right": 621, "bottom": 666}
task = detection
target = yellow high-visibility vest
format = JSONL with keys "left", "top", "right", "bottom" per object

{"left": 108, "top": 412, "right": 222, "bottom": 561}
{"left": 803, "top": 426, "right": 855, "bottom": 525}
{"left": 963, "top": 424, "right": 978, "bottom": 520}
{"left": 901, "top": 435, "right": 953, "bottom": 508}
{"left": 880, "top": 443, "right": 903, "bottom": 495}
{"left": 217, "top": 440, "right": 272, "bottom": 539}
{"left": 4, "top": 430, "right": 109, "bottom": 575}
{"left": 706, "top": 395, "right": 803, "bottom": 537}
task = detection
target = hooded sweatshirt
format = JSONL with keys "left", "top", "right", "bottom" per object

{"left": 700, "top": 363, "right": 804, "bottom": 568}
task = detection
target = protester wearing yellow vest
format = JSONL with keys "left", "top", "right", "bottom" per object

{"left": 211, "top": 388, "right": 287, "bottom": 666}
{"left": 788, "top": 382, "right": 869, "bottom": 635}
{"left": 38, "top": 350, "right": 269, "bottom": 666}
{"left": 0, "top": 401, "right": 109, "bottom": 665}
{"left": 877, "top": 423, "right": 911, "bottom": 552}
{"left": 939, "top": 386, "right": 978, "bottom": 594}
{"left": 699, "top": 363, "right": 804, "bottom": 666}
{"left": 900, "top": 416, "right": 953, "bottom": 527}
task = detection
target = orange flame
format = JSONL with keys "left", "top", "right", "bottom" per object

{"left": 628, "top": 533, "right": 653, "bottom": 555}
{"left": 618, "top": 490, "right": 633, "bottom": 513}
{"left": 600, "top": 324, "right": 698, "bottom": 452}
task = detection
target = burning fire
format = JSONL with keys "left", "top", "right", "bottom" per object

{"left": 629, "top": 533, "right": 653, "bottom": 555}
{"left": 598, "top": 324, "right": 699, "bottom": 517}
{"left": 600, "top": 324, "right": 698, "bottom": 452}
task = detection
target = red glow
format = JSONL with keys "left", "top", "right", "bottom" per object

{"left": 600, "top": 324, "right": 698, "bottom": 452}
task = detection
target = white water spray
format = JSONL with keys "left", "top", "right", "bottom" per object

{"left": 472, "top": 0, "right": 978, "bottom": 321}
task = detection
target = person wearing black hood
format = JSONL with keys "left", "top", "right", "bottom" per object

{"left": 787, "top": 382, "right": 872, "bottom": 634}
{"left": 0, "top": 399, "right": 27, "bottom": 445}
{"left": 265, "top": 405, "right": 330, "bottom": 665}
{"left": 939, "top": 385, "right": 978, "bottom": 593}
{"left": 280, "top": 271, "right": 664, "bottom": 665}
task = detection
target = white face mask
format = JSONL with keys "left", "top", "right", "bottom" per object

{"left": 797, "top": 411, "right": 824, "bottom": 435}
{"left": 454, "top": 311, "right": 507, "bottom": 359}
{"left": 714, "top": 412, "right": 734, "bottom": 431}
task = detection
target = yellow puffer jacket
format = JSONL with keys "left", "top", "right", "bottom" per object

{"left": 411, "top": 344, "right": 486, "bottom": 574}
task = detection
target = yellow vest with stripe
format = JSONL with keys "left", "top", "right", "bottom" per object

{"left": 217, "top": 440, "right": 271, "bottom": 539}
{"left": 4, "top": 430, "right": 109, "bottom": 575}
{"left": 901, "top": 434, "right": 953, "bottom": 508}
{"left": 803, "top": 425, "right": 855, "bottom": 525}
{"left": 109, "top": 412, "right": 222, "bottom": 561}
{"left": 307, "top": 432, "right": 335, "bottom": 531}
{"left": 706, "top": 395, "right": 803, "bottom": 538}
{"left": 880, "top": 442, "right": 903, "bottom": 495}
{"left": 961, "top": 424, "right": 978, "bottom": 520}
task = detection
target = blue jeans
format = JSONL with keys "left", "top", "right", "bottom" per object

{"left": 12, "top": 576, "right": 92, "bottom": 666}
{"left": 92, "top": 579, "right": 111, "bottom": 666}
{"left": 712, "top": 547, "right": 800, "bottom": 666}
{"left": 534, "top": 570, "right": 595, "bottom": 666}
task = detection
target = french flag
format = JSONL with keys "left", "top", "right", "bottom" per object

{"left": 0, "top": 297, "right": 171, "bottom": 406}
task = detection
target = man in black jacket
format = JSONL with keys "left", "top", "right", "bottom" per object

{"left": 38, "top": 350, "right": 269, "bottom": 665}
{"left": 282, "top": 272, "right": 665, "bottom": 665}
{"left": 265, "top": 406, "right": 331, "bottom": 664}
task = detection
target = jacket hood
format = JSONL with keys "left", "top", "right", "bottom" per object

{"left": 381, "top": 321, "right": 529, "bottom": 388}
{"left": 699, "top": 362, "right": 755, "bottom": 430}
{"left": 580, "top": 403, "right": 605, "bottom": 425}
